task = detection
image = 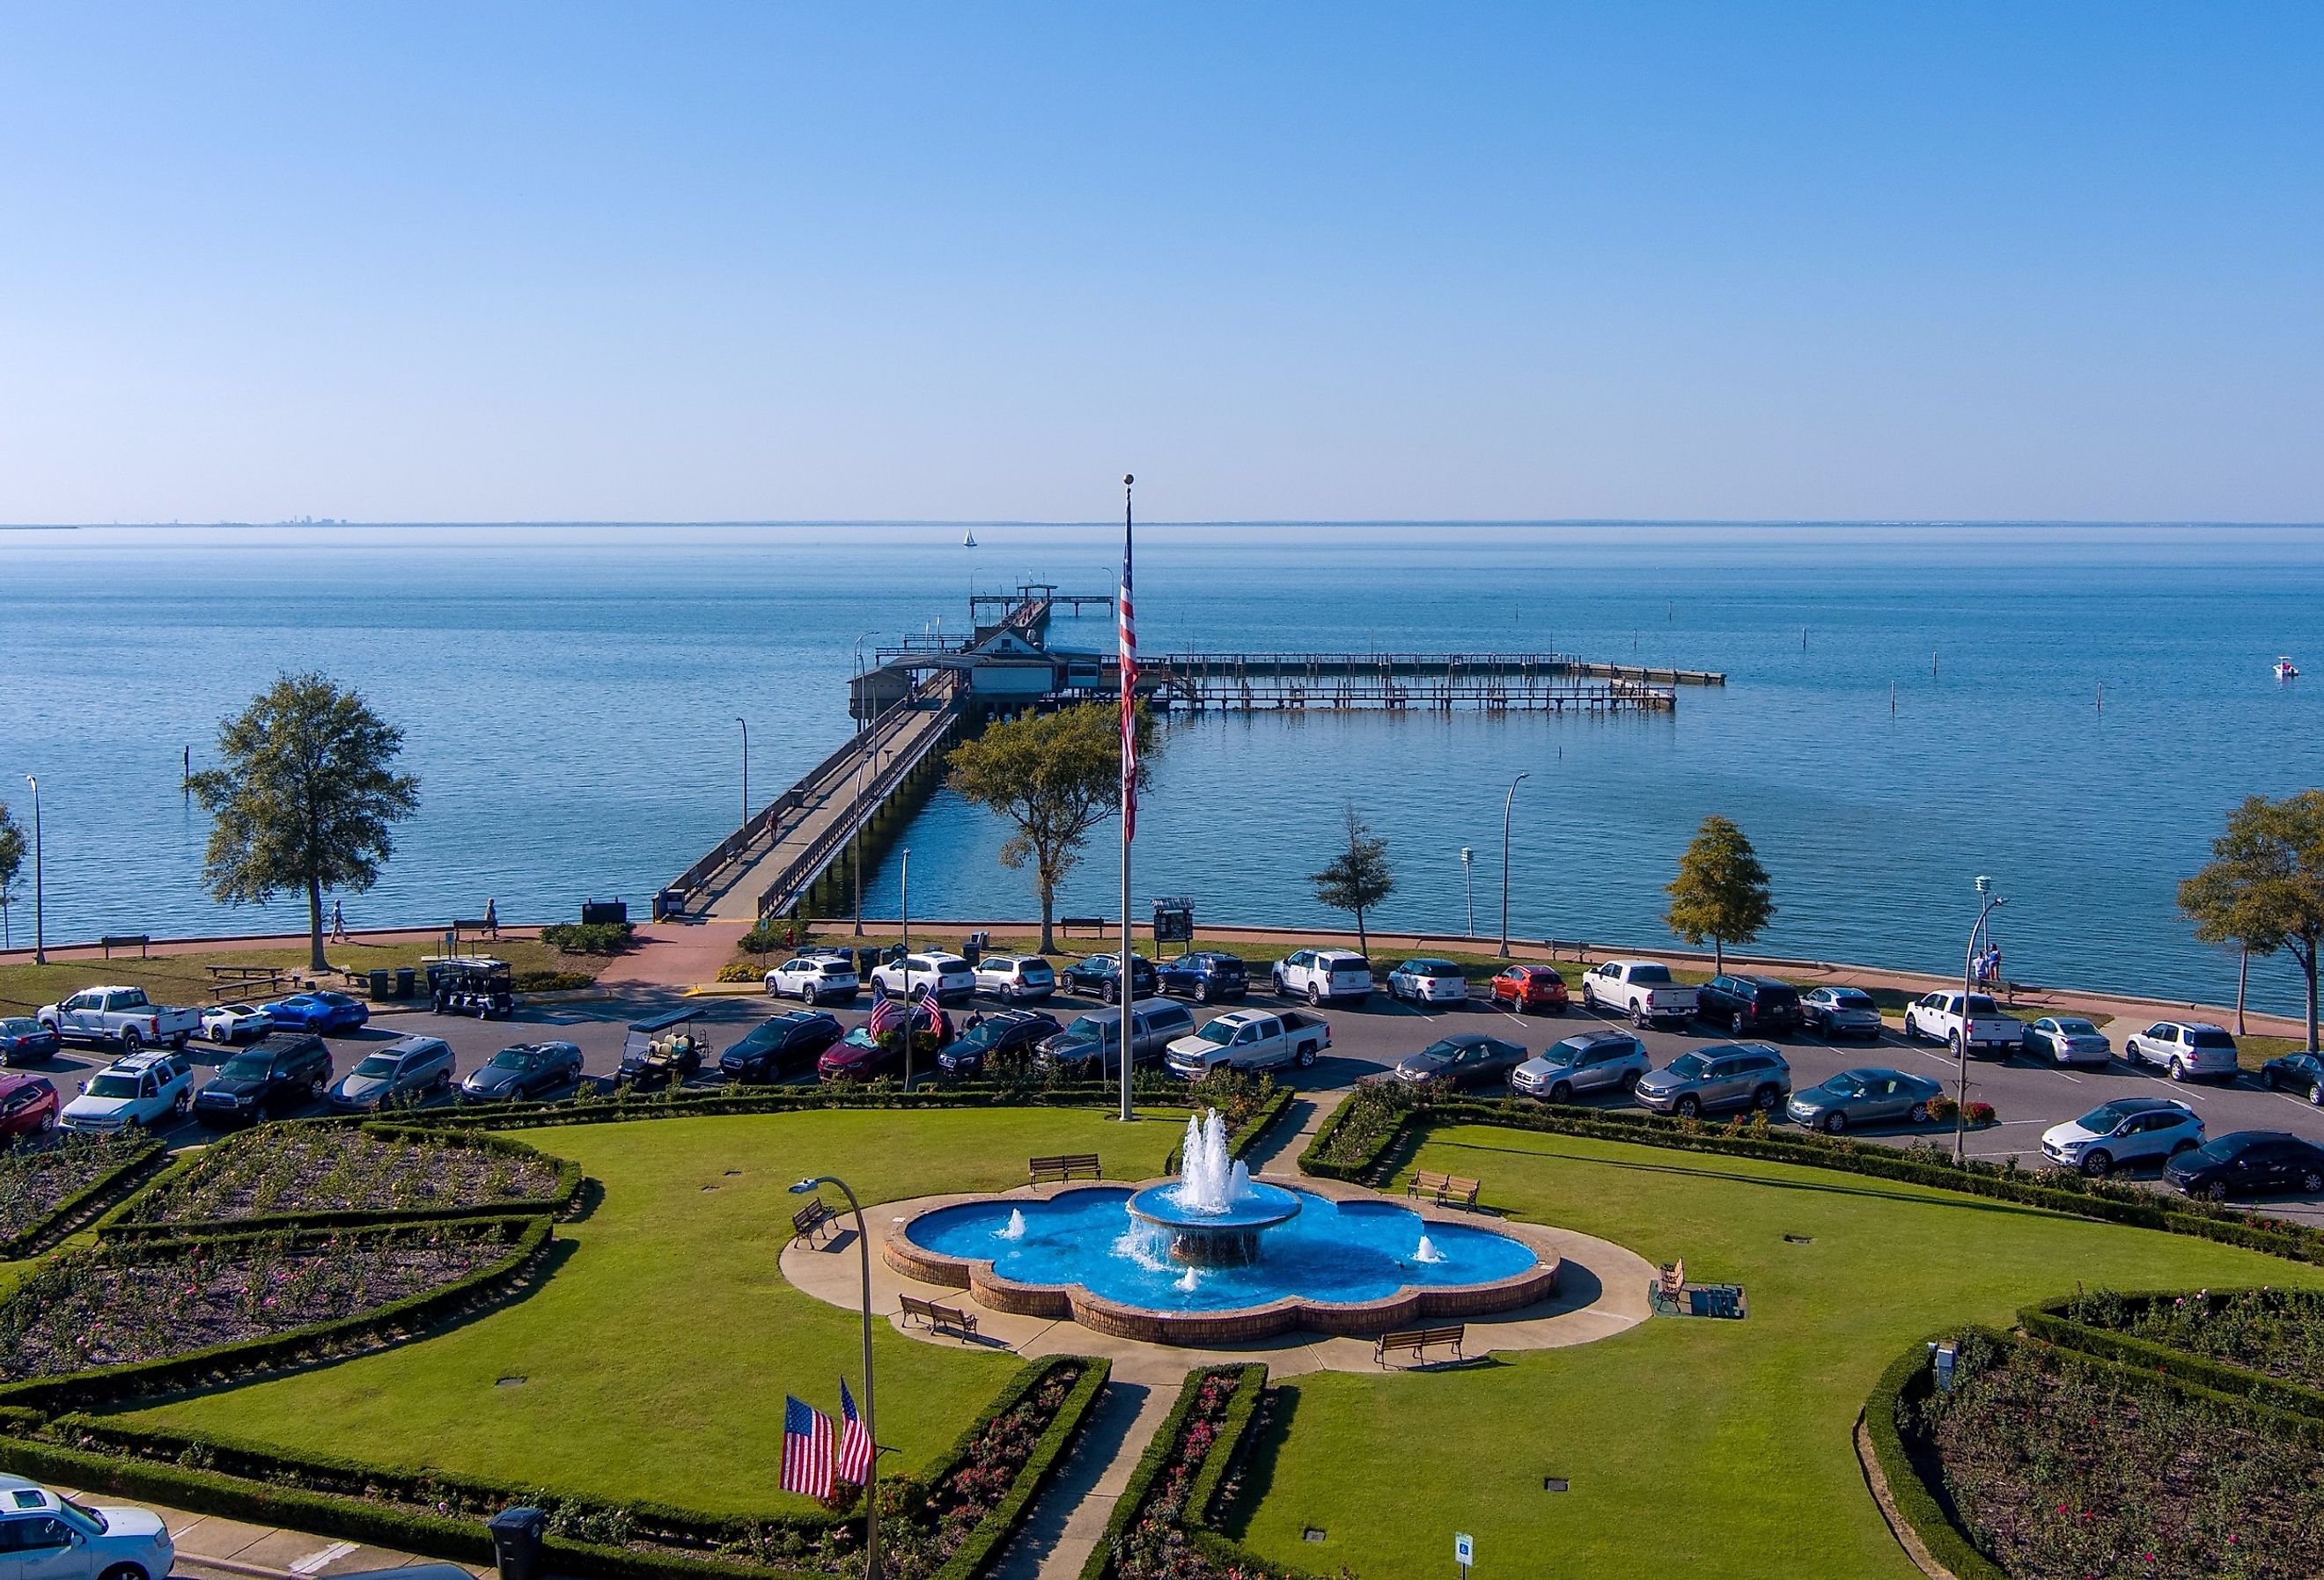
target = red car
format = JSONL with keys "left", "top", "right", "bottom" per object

{"left": 1489, "top": 966, "right": 1570, "bottom": 1015}
{"left": 0, "top": 1073, "right": 61, "bottom": 1141}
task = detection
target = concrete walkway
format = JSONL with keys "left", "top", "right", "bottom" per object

{"left": 989, "top": 1378, "right": 1176, "bottom": 1580}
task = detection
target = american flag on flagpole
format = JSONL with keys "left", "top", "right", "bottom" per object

{"left": 781, "top": 1394, "right": 835, "bottom": 1499}
{"left": 1119, "top": 484, "right": 1137, "bottom": 841}
{"left": 836, "top": 1378, "right": 873, "bottom": 1485}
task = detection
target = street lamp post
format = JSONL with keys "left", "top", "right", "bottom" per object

{"left": 851, "top": 751, "right": 869, "bottom": 938}
{"left": 788, "top": 1175, "right": 882, "bottom": 1580}
{"left": 1498, "top": 775, "right": 1529, "bottom": 956}
{"left": 22, "top": 776, "right": 41, "bottom": 966}
{"left": 1955, "top": 877, "right": 2007, "bottom": 1165}
{"left": 1459, "top": 846, "right": 1475, "bottom": 938}
{"left": 736, "top": 717, "right": 750, "bottom": 834}
{"left": 899, "top": 849, "right": 912, "bottom": 1091}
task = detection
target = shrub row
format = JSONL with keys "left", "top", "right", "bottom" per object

{"left": 0, "top": 1134, "right": 166, "bottom": 1260}
{"left": 413, "top": 1077, "right": 1262, "bottom": 1134}
{"left": 0, "top": 1216, "right": 551, "bottom": 1415}
{"left": 923, "top": 1357, "right": 1110, "bottom": 1580}
{"left": 1860, "top": 1333, "right": 2012, "bottom": 1580}
{"left": 1081, "top": 1365, "right": 1252, "bottom": 1580}
{"left": 99, "top": 1122, "right": 579, "bottom": 1239}
{"left": 2020, "top": 1290, "right": 2324, "bottom": 1422}
{"left": 541, "top": 922, "right": 636, "bottom": 956}
{"left": 1300, "top": 1090, "right": 2324, "bottom": 1266}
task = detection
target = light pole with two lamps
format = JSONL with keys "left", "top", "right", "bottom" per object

{"left": 787, "top": 1174, "right": 883, "bottom": 1580}
{"left": 1498, "top": 774, "right": 1529, "bottom": 956}
{"left": 1954, "top": 876, "right": 2007, "bottom": 1165}
{"left": 22, "top": 776, "right": 41, "bottom": 966}
{"left": 1459, "top": 846, "right": 1475, "bottom": 938}
{"left": 736, "top": 718, "right": 750, "bottom": 833}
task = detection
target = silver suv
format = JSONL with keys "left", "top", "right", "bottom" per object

{"left": 1511, "top": 1031, "right": 1649, "bottom": 1103}
{"left": 1633, "top": 1042, "right": 1791, "bottom": 1118}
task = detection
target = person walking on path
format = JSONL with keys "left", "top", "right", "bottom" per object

{"left": 482, "top": 897, "right": 498, "bottom": 938}
{"left": 329, "top": 899, "right": 349, "bottom": 943}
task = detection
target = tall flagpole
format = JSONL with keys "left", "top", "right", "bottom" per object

{"left": 1119, "top": 473, "right": 1136, "bottom": 1125}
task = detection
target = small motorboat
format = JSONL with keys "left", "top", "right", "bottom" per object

{"left": 2276, "top": 656, "right": 2300, "bottom": 681}
{"left": 963, "top": 528, "right": 978, "bottom": 547}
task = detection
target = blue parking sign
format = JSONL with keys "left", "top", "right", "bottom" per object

{"left": 1455, "top": 1532, "right": 1474, "bottom": 1568}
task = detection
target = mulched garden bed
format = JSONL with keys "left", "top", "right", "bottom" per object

{"left": 122, "top": 1126, "right": 561, "bottom": 1224}
{"left": 0, "top": 1232, "right": 507, "bottom": 1381}
{"left": 1910, "top": 1331, "right": 2324, "bottom": 1579}
{"left": 0, "top": 1133, "right": 152, "bottom": 1242}
{"left": 2062, "top": 1286, "right": 2324, "bottom": 1389}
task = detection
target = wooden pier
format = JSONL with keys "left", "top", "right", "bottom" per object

{"left": 1148, "top": 650, "right": 1719, "bottom": 713}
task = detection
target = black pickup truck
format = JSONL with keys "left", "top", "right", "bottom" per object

{"left": 193, "top": 1032, "right": 331, "bottom": 1126}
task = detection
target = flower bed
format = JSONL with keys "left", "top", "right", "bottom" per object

{"left": 1898, "top": 1329, "right": 2324, "bottom": 1580}
{"left": 0, "top": 1229, "right": 511, "bottom": 1382}
{"left": 0, "top": 1133, "right": 162, "bottom": 1255}
{"left": 113, "top": 1123, "right": 570, "bottom": 1231}
{"left": 2055, "top": 1285, "right": 2324, "bottom": 1389}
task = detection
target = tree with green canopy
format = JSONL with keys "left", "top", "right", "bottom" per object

{"left": 1664, "top": 813, "right": 1775, "bottom": 973}
{"left": 188, "top": 673, "right": 421, "bottom": 971}
{"left": 945, "top": 702, "right": 1158, "bottom": 955}
{"left": 2180, "top": 790, "right": 2324, "bottom": 1053}
{"left": 0, "top": 801, "right": 23, "bottom": 951}
{"left": 1311, "top": 805, "right": 1394, "bottom": 961}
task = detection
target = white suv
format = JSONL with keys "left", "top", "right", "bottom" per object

{"left": 2122, "top": 1022, "right": 2239, "bottom": 1084}
{"left": 870, "top": 952, "right": 976, "bottom": 1004}
{"left": 974, "top": 955, "right": 1056, "bottom": 1002}
{"left": 2041, "top": 1098, "right": 2203, "bottom": 1177}
{"left": 0, "top": 1474, "right": 174, "bottom": 1580}
{"left": 764, "top": 955, "right": 860, "bottom": 1005}
{"left": 60, "top": 1050, "right": 195, "bottom": 1133}
{"left": 1272, "top": 949, "right": 1373, "bottom": 1006}
{"left": 1386, "top": 959, "right": 1468, "bottom": 1004}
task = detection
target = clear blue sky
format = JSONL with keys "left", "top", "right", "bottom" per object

{"left": 2, "top": 3, "right": 2317, "bottom": 523}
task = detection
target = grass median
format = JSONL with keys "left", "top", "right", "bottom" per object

{"left": 107, "top": 1106, "right": 1182, "bottom": 1517}
{"left": 1227, "top": 1125, "right": 2324, "bottom": 1578}
{"left": 0, "top": 938, "right": 601, "bottom": 1018}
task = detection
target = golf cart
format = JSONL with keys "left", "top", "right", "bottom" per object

{"left": 426, "top": 958, "right": 515, "bottom": 1019}
{"left": 620, "top": 1006, "right": 708, "bottom": 1091}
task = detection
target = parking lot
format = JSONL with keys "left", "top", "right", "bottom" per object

{"left": 37, "top": 974, "right": 2324, "bottom": 1225}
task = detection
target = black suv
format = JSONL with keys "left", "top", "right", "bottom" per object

{"left": 935, "top": 1009, "right": 1063, "bottom": 1078}
{"left": 718, "top": 1011, "right": 845, "bottom": 1084}
{"left": 1153, "top": 952, "right": 1249, "bottom": 1004}
{"left": 194, "top": 1032, "right": 330, "bottom": 1126}
{"left": 1695, "top": 974, "right": 1804, "bottom": 1036}
{"left": 1057, "top": 953, "right": 1159, "bottom": 1003}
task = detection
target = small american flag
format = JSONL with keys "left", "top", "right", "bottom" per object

{"left": 1119, "top": 476, "right": 1137, "bottom": 841}
{"left": 781, "top": 1394, "right": 834, "bottom": 1499}
{"left": 836, "top": 1378, "right": 873, "bottom": 1485}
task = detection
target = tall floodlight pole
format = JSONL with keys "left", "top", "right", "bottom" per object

{"left": 1955, "top": 877, "right": 2006, "bottom": 1165}
{"left": 23, "top": 776, "right": 41, "bottom": 966}
{"left": 1498, "top": 774, "right": 1529, "bottom": 956}
{"left": 736, "top": 717, "right": 750, "bottom": 832}
{"left": 1118, "top": 474, "right": 1138, "bottom": 1124}
{"left": 788, "top": 1176, "right": 882, "bottom": 1580}
{"left": 1460, "top": 846, "right": 1475, "bottom": 937}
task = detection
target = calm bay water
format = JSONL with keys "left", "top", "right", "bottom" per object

{"left": 2, "top": 522, "right": 2319, "bottom": 1011}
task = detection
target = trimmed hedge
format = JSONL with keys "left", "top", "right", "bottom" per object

{"left": 1861, "top": 1333, "right": 2011, "bottom": 1580}
{"left": 0, "top": 1134, "right": 166, "bottom": 1260}
{"left": 1299, "top": 1091, "right": 2324, "bottom": 1266}
{"left": 2020, "top": 1291, "right": 2324, "bottom": 1422}
{"left": 1162, "top": 1084, "right": 1296, "bottom": 1176}
{"left": 927, "top": 1356, "right": 1110, "bottom": 1580}
{"left": 0, "top": 1216, "right": 553, "bottom": 1415}
{"left": 414, "top": 1077, "right": 1280, "bottom": 1135}
{"left": 1080, "top": 1366, "right": 1243, "bottom": 1580}
{"left": 99, "top": 1121, "right": 579, "bottom": 1239}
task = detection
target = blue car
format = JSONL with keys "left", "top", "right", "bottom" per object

{"left": 1153, "top": 952, "right": 1250, "bottom": 1004}
{"left": 261, "top": 990, "right": 371, "bottom": 1035}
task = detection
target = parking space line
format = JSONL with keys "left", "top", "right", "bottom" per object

{"left": 288, "top": 1542, "right": 359, "bottom": 1575}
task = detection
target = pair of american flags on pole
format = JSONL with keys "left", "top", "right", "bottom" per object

{"left": 780, "top": 1379, "right": 873, "bottom": 1500}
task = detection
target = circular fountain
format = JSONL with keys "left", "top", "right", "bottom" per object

{"left": 880, "top": 1107, "right": 1567, "bottom": 1344}
{"left": 1124, "top": 1111, "right": 1303, "bottom": 1265}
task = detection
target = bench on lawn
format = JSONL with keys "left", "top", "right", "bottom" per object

{"left": 1657, "top": 1258, "right": 1686, "bottom": 1308}
{"left": 791, "top": 1199, "right": 837, "bottom": 1246}
{"left": 900, "top": 1293, "right": 979, "bottom": 1340}
{"left": 99, "top": 934, "right": 151, "bottom": 959}
{"left": 1029, "top": 1153, "right": 1101, "bottom": 1186}
{"left": 1408, "top": 1170, "right": 1481, "bottom": 1209}
{"left": 1374, "top": 1324, "right": 1465, "bottom": 1366}
{"left": 1058, "top": 916, "right": 1106, "bottom": 938}
{"left": 205, "top": 967, "right": 293, "bottom": 1003}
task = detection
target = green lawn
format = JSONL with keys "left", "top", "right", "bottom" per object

{"left": 1228, "top": 1126, "right": 2324, "bottom": 1579}
{"left": 0, "top": 938, "right": 599, "bottom": 1018}
{"left": 113, "top": 1108, "right": 1183, "bottom": 1516}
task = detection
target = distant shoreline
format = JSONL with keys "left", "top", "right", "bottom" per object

{"left": 4, "top": 518, "right": 2322, "bottom": 532}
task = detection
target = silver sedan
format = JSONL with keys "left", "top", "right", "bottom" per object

{"left": 2023, "top": 1016, "right": 2113, "bottom": 1068}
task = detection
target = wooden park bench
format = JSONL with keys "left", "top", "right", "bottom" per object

{"left": 791, "top": 1200, "right": 837, "bottom": 1247}
{"left": 899, "top": 1293, "right": 980, "bottom": 1340}
{"left": 99, "top": 934, "right": 151, "bottom": 959}
{"left": 1408, "top": 1170, "right": 1482, "bottom": 1210}
{"left": 1656, "top": 1258, "right": 1687, "bottom": 1309}
{"left": 205, "top": 965, "right": 293, "bottom": 1003}
{"left": 1029, "top": 1153, "right": 1102, "bottom": 1186}
{"left": 1374, "top": 1324, "right": 1466, "bottom": 1367}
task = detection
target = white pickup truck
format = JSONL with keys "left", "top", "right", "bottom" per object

{"left": 1578, "top": 960, "right": 1699, "bottom": 1028}
{"left": 1164, "top": 1009, "right": 1332, "bottom": 1077}
{"left": 1901, "top": 992, "right": 2024, "bottom": 1056}
{"left": 38, "top": 987, "right": 202, "bottom": 1052}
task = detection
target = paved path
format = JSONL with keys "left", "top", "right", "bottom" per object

{"left": 989, "top": 1378, "right": 1176, "bottom": 1580}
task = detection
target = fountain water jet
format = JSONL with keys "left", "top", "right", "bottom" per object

{"left": 1414, "top": 1235, "right": 1445, "bottom": 1265}
{"left": 996, "top": 1208, "right": 1027, "bottom": 1241}
{"left": 1123, "top": 1108, "right": 1303, "bottom": 1265}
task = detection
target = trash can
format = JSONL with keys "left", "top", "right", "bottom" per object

{"left": 961, "top": 937, "right": 982, "bottom": 967}
{"left": 394, "top": 966, "right": 417, "bottom": 999}
{"left": 653, "top": 887, "right": 688, "bottom": 921}
{"left": 488, "top": 1506, "right": 548, "bottom": 1580}
{"left": 366, "top": 968, "right": 391, "bottom": 1000}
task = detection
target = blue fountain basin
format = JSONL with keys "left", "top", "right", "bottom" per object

{"left": 901, "top": 1186, "right": 1539, "bottom": 1313}
{"left": 1126, "top": 1178, "right": 1304, "bottom": 1232}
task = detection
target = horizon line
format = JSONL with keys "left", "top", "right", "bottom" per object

{"left": 7, "top": 517, "right": 2324, "bottom": 532}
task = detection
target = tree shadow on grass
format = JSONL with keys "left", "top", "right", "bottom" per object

{"left": 1430, "top": 1138, "right": 2085, "bottom": 1226}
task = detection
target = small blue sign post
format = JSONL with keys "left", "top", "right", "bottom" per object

{"left": 1455, "top": 1532, "right": 1474, "bottom": 1574}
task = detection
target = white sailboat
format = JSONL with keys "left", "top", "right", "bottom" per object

{"left": 2276, "top": 656, "right": 2299, "bottom": 680}
{"left": 963, "top": 528, "right": 978, "bottom": 547}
